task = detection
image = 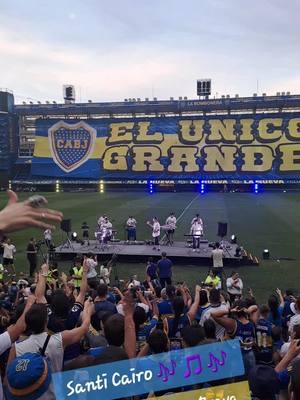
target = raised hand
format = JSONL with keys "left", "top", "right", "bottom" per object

{"left": 0, "top": 190, "right": 63, "bottom": 234}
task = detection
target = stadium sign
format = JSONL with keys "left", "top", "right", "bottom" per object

{"left": 32, "top": 113, "right": 300, "bottom": 180}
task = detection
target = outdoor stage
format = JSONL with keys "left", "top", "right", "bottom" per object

{"left": 55, "top": 239, "right": 259, "bottom": 266}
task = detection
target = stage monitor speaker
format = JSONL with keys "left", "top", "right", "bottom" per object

{"left": 61, "top": 219, "right": 71, "bottom": 233}
{"left": 217, "top": 222, "right": 227, "bottom": 237}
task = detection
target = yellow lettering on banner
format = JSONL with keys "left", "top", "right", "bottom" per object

{"left": 135, "top": 122, "right": 163, "bottom": 143}
{"left": 178, "top": 120, "right": 204, "bottom": 144}
{"left": 279, "top": 144, "right": 300, "bottom": 171}
{"left": 168, "top": 147, "right": 199, "bottom": 172}
{"left": 287, "top": 118, "right": 300, "bottom": 140}
{"left": 103, "top": 146, "right": 128, "bottom": 170}
{"left": 57, "top": 140, "right": 64, "bottom": 148}
{"left": 107, "top": 122, "right": 134, "bottom": 144}
{"left": 207, "top": 119, "right": 236, "bottom": 143}
{"left": 239, "top": 119, "right": 255, "bottom": 143}
{"left": 73, "top": 140, "right": 81, "bottom": 149}
{"left": 153, "top": 381, "right": 251, "bottom": 400}
{"left": 241, "top": 146, "right": 273, "bottom": 171}
{"left": 257, "top": 118, "right": 283, "bottom": 142}
{"left": 131, "top": 146, "right": 164, "bottom": 172}
{"left": 203, "top": 146, "right": 237, "bottom": 172}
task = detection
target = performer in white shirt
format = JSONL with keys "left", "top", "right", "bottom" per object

{"left": 190, "top": 216, "right": 203, "bottom": 252}
{"left": 147, "top": 217, "right": 161, "bottom": 251}
{"left": 2, "top": 238, "right": 16, "bottom": 276}
{"left": 97, "top": 215, "right": 107, "bottom": 229}
{"left": 44, "top": 229, "right": 52, "bottom": 248}
{"left": 101, "top": 217, "right": 113, "bottom": 244}
{"left": 191, "top": 214, "right": 200, "bottom": 225}
{"left": 126, "top": 216, "right": 137, "bottom": 241}
{"left": 165, "top": 212, "right": 177, "bottom": 246}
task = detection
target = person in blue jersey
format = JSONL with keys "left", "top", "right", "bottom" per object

{"left": 211, "top": 300, "right": 257, "bottom": 375}
{"left": 268, "top": 288, "right": 285, "bottom": 327}
{"left": 253, "top": 304, "right": 274, "bottom": 365}
{"left": 134, "top": 300, "right": 159, "bottom": 353}
{"left": 163, "top": 285, "right": 201, "bottom": 339}
{"left": 157, "top": 285, "right": 175, "bottom": 318}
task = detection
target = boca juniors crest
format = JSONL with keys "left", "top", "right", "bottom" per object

{"left": 48, "top": 121, "right": 96, "bottom": 172}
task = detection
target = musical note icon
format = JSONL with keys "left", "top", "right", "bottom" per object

{"left": 207, "top": 351, "right": 227, "bottom": 373}
{"left": 184, "top": 354, "right": 202, "bottom": 378}
{"left": 157, "top": 360, "right": 177, "bottom": 382}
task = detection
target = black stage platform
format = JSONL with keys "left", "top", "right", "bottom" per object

{"left": 55, "top": 239, "right": 259, "bottom": 266}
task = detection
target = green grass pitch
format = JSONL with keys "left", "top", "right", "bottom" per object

{"left": 0, "top": 190, "right": 299, "bottom": 303}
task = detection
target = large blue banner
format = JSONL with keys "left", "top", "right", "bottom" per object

{"left": 31, "top": 112, "right": 300, "bottom": 180}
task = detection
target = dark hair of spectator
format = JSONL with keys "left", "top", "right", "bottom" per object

{"left": 182, "top": 325, "right": 205, "bottom": 347}
{"left": 97, "top": 283, "right": 108, "bottom": 298}
{"left": 204, "top": 319, "right": 217, "bottom": 339}
{"left": 133, "top": 306, "right": 147, "bottom": 334}
{"left": 199, "top": 290, "right": 208, "bottom": 306}
{"left": 25, "top": 304, "right": 48, "bottom": 334}
{"left": 147, "top": 329, "right": 169, "bottom": 353}
{"left": 170, "top": 296, "right": 185, "bottom": 337}
{"left": 104, "top": 314, "right": 125, "bottom": 346}
{"left": 268, "top": 294, "right": 280, "bottom": 321}
{"left": 209, "top": 288, "right": 220, "bottom": 304}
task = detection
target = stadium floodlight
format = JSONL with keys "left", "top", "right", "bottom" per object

{"left": 197, "top": 79, "right": 211, "bottom": 97}
{"left": 231, "top": 234, "right": 237, "bottom": 244}
{"left": 263, "top": 249, "right": 270, "bottom": 259}
{"left": 63, "top": 85, "right": 75, "bottom": 103}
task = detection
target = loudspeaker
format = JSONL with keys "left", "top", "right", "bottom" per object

{"left": 217, "top": 222, "right": 227, "bottom": 238}
{"left": 61, "top": 219, "right": 71, "bottom": 233}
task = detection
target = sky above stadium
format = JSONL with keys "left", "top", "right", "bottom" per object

{"left": 0, "top": 0, "right": 299, "bottom": 103}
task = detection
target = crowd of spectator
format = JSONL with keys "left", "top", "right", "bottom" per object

{"left": 0, "top": 191, "right": 300, "bottom": 400}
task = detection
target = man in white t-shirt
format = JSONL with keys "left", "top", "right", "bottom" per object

{"left": 165, "top": 212, "right": 177, "bottom": 246}
{"left": 126, "top": 216, "right": 137, "bottom": 241}
{"left": 191, "top": 217, "right": 203, "bottom": 252}
{"left": 86, "top": 254, "right": 98, "bottom": 282}
{"left": 2, "top": 238, "right": 16, "bottom": 275}
{"left": 212, "top": 242, "right": 224, "bottom": 268}
{"left": 226, "top": 271, "right": 243, "bottom": 302}
{"left": 147, "top": 217, "right": 161, "bottom": 251}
